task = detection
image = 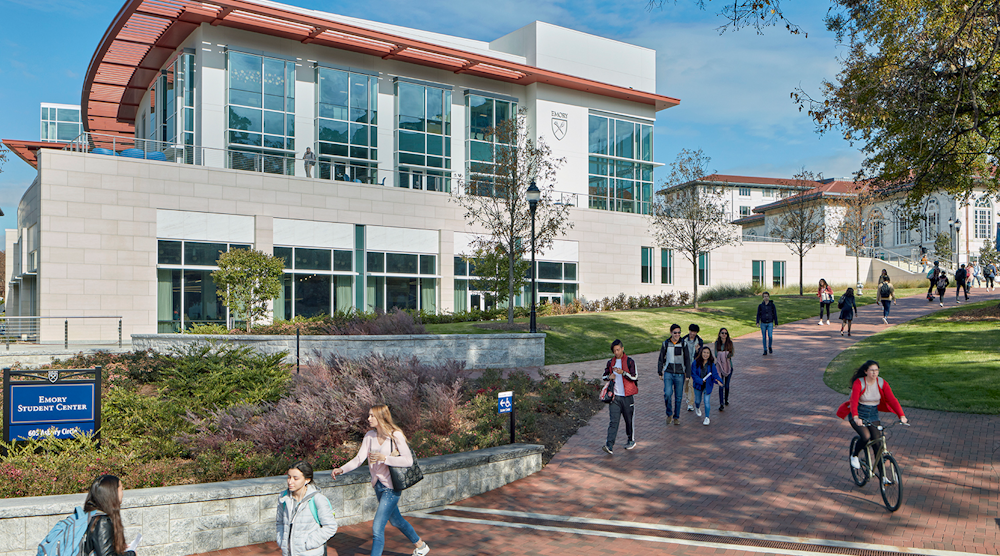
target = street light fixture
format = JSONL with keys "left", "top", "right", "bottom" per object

{"left": 527, "top": 181, "right": 541, "bottom": 334}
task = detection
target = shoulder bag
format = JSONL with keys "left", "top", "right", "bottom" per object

{"left": 388, "top": 437, "right": 424, "bottom": 491}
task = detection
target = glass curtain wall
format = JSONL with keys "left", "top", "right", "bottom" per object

{"left": 316, "top": 67, "right": 378, "bottom": 183}
{"left": 156, "top": 240, "right": 252, "bottom": 332}
{"left": 227, "top": 51, "right": 295, "bottom": 175}
{"left": 40, "top": 106, "right": 82, "bottom": 142}
{"left": 588, "top": 114, "right": 653, "bottom": 214}
{"left": 530, "top": 261, "right": 578, "bottom": 305}
{"left": 396, "top": 81, "right": 452, "bottom": 192}
{"left": 272, "top": 247, "right": 355, "bottom": 319}
{"left": 466, "top": 94, "right": 515, "bottom": 196}
{"left": 366, "top": 252, "right": 437, "bottom": 312}
{"left": 152, "top": 52, "right": 195, "bottom": 161}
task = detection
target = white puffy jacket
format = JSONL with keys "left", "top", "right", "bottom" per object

{"left": 276, "top": 484, "right": 338, "bottom": 556}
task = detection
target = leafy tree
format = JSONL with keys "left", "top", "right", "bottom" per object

{"left": 933, "top": 232, "right": 953, "bottom": 265}
{"left": 834, "top": 185, "right": 873, "bottom": 286}
{"left": 211, "top": 249, "right": 285, "bottom": 332}
{"left": 979, "top": 241, "right": 1000, "bottom": 268}
{"left": 770, "top": 170, "right": 826, "bottom": 295}
{"left": 452, "top": 107, "right": 574, "bottom": 324}
{"left": 463, "top": 244, "right": 531, "bottom": 309}
{"left": 650, "top": 149, "right": 740, "bottom": 308}
{"left": 646, "top": 0, "right": 804, "bottom": 35}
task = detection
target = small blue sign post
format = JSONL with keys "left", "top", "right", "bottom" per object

{"left": 498, "top": 391, "right": 514, "bottom": 444}
{"left": 3, "top": 367, "right": 102, "bottom": 447}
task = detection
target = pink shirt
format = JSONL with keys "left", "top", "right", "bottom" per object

{"left": 340, "top": 430, "right": 414, "bottom": 489}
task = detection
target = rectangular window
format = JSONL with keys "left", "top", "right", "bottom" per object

{"left": 660, "top": 249, "right": 673, "bottom": 284}
{"left": 895, "top": 217, "right": 910, "bottom": 245}
{"left": 466, "top": 93, "right": 514, "bottom": 196}
{"left": 228, "top": 51, "right": 295, "bottom": 175}
{"left": 740, "top": 206, "right": 751, "bottom": 217}
{"left": 698, "top": 252, "right": 710, "bottom": 286}
{"left": 315, "top": 67, "right": 378, "bottom": 184}
{"left": 739, "top": 187, "right": 752, "bottom": 197}
{"left": 641, "top": 247, "right": 653, "bottom": 284}
{"left": 773, "top": 261, "right": 786, "bottom": 288}
{"left": 395, "top": 80, "right": 451, "bottom": 191}
{"left": 366, "top": 250, "right": 438, "bottom": 312}
{"left": 763, "top": 189, "right": 774, "bottom": 198}
{"left": 587, "top": 113, "right": 653, "bottom": 215}
{"left": 752, "top": 260, "right": 765, "bottom": 286}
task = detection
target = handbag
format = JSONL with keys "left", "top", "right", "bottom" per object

{"left": 388, "top": 437, "right": 423, "bottom": 491}
{"left": 821, "top": 291, "right": 833, "bottom": 303}
{"left": 599, "top": 380, "right": 615, "bottom": 403}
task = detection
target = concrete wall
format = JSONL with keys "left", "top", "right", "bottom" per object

{"left": 0, "top": 443, "right": 543, "bottom": 556}
{"left": 132, "top": 333, "right": 544, "bottom": 369}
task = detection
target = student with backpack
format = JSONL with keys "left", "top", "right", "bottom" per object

{"left": 837, "top": 288, "right": 858, "bottom": 336}
{"left": 926, "top": 261, "right": 941, "bottom": 301}
{"left": 985, "top": 262, "right": 997, "bottom": 292}
{"left": 277, "top": 461, "right": 338, "bottom": 556}
{"left": 691, "top": 346, "right": 724, "bottom": 426}
{"left": 40, "top": 474, "right": 137, "bottom": 556}
{"left": 876, "top": 276, "right": 896, "bottom": 324}
{"left": 936, "top": 270, "right": 950, "bottom": 307}
{"left": 955, "top": 263, "right": 970, "bottom": 302}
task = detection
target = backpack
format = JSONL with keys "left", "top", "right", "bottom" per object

{"left": 879, "top": 282, "right": 891, "bottom": 299}
{"left": 937, "top": 274, "right": 949, "bottom": 288}
{"left": 37, "top": 507, "right": 95, "bottom": 556}
{"left": 281, "top": 493, "right": 331, "bottom": 526}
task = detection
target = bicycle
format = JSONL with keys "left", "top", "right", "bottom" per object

{"left": 848, "top": 419, "right": 909, "bottom": 511}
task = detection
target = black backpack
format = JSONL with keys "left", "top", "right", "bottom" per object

{"left": 879, "top": 282, "right": 891, "bottom": 299}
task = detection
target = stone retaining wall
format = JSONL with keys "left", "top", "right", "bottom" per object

{"left": 132, "top": 333, "right": 545, "bottom": 369}
{"left": 0, "top": 444, "right": 543, "bottom": 556}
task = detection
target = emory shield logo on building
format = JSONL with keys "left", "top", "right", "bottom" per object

{"left": 551, "top": 111, "right": 568, "bottom": 140}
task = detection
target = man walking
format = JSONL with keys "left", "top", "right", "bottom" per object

{"left": 926, "top": 261, "right": 941, "bottom": 301}
{"left": 603, "top": 339, "right": 637, "bottom": 454}
{"left": 682, "top": 324, "right": 704, "bottom": 413}
{"left": 985, "top": 261, "right": 997, "bottom": 292}
{"left": 657, "top": 324, "right": 688, "bottom": 426}
{"left": 756, "top": 292, "right": 778, "bottom": 356}
{"left": 303, "top": 147, "right": 317, "bottom": 177}
{"left": 877, "top": 276, "right": 896, "bottom": 324}
{"left": 955, "top": 263, "right": 969, "bottom": 302}
{"left": 971, "top": 261, "right": 983, "bottom": 288}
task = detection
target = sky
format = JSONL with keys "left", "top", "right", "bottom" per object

{"left": 0, "top": 0, "right": 862, "bottom": 233}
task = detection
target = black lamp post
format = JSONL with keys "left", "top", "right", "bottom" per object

{"left": 948, "top": 217, "right": 961, "bottom": 268}
{"left": 527, "top": 181, "right": 541, "bottom": 334}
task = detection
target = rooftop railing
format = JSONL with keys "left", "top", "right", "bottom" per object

{"left": 0, "top": 316, "right": 123, "bottom": 348}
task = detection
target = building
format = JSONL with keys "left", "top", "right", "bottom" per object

{"left": 660, "top": 174, "right": 814, "bottom": 222}
{"left": 2, "top": 0, "right": 864, "bottom": 342}
{"left": 39, "top": 103, "right": 83, "bottom": 143}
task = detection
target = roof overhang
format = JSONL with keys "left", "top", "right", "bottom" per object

{"left": 83, "top": 0, "right": 681, "bottom": 137}
{"left": 1, "top": 139, "right": 68, "bottom": 169}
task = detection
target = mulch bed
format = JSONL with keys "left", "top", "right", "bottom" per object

{"left": 946, "top": 303, "right": 1000, "bottom": 322}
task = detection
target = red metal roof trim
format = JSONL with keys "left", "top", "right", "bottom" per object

{"left": 82, "top": 0, "right": 680, "bottom": 137}
{"left": 1, "top": 140, "right": 69, "bottom": 169}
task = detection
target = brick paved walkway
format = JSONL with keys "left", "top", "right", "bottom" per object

{"left": 197, "top": 291, "right": 1000, "bottom": 556}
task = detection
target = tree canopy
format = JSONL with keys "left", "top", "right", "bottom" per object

{"left": 211, "top": 248, "right": 285, "bottom": 332}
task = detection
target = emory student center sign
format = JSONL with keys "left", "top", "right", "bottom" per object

{"left": 3, "top": 368, "right": 102, "bottom": 442}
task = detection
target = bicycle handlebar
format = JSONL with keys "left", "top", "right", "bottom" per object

{"left": 859, "top": 419, "right": 910, "bottom": 430}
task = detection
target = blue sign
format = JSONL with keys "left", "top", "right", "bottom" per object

{"left": 9, "top": 384, "right": 95, "bottom": 424}
{"left": 498, "top": 391, "right": 513, "bottom": 414}
{"left": 8, "top": 422, "right": 95, "bottom": 441}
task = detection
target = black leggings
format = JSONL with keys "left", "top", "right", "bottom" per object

{"left": 987, "top": 276, "right": 995, "bottom": 288}
{"left": 820, "top": 303, "right": 830, "bottom": 319}
{"left": 850, "top": 418, "right": 884, "bottom": 463}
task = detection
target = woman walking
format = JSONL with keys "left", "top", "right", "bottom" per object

{"left": 333, "top": 405, "right": 430, "bottom": 556}
{"left": 836, "top": 360, "right": 908, "bottom": 473}
{"left": 691, "top": 346, "right": 724, "bottom": 426}
{"left": 278, "top": 461, "right": 338, "bottom": 556}
{"left": 714, "top": 328, "right": 734, "bottom": 412}
{"left": 838, "top": 288, "right": 858, "bottom": 336}
{"left": 935, "top": 270, "right": 950, "bottom": 307}
{"left": 817, "top": 278, "right": 834, "bottom": 325}
{"left": 876, "top": 276, "right": 896, "bottom": 325}
{"left": 81, "top": 475, "right": 136, "bottom": 556}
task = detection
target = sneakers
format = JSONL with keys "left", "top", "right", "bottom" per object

{"left": 625, "top": 440, "right": 637, "bottom": 450}
{"left": 840, "top": 330, "right": 845, "bottom": 336}
{"left": 673, "top": 418, "right": 680, "bottom": 426}
{"left": 602, "top": 445, "right": 613, "bottom": 455}
{"left": 414, "top": 543, "right": 431, "bottom": 556}
{"left": 719, "top": 405, "right": 725, "bottom": 412}
{"left": 818, "top": 320, "right": 824, "bottom": 325}
{"left": 703, "top": 417, "right": 710, "bottom": 425}
{"left": 763, "top": 350, "right": 768, "bottom": 356}
{"left": 850, "top": 456, "right": 861, "bottom": 469}
{"left": 725, "top": 400, "right": 730, "bottom": 406}
{"left": 695, "top": 406, "right": 702, "bottom": 417}
{"left": 825, "top": 320, "right": 831, "bottom": 325}
{"left": 882, "top": 317, "right": 888, "bottom": 324}
{"left": 769, "top": 348, "right": 773, "bottom": 354}
{"left": 687, "top": 405, "right": 694, "bottom": 412}
{"left": 882, "top": 474, "right": 893, "bottom": 485}
{"left": 940, "top": 302, "right": 944, "bottom": 307}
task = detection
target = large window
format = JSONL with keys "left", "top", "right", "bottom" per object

{"left": 641, "top": 247, "right": 653, "bottom": 284}
{"left": 156, "top": 240, "right": 252, "bottom": 332}
{"left": 924, "top": 198, "right": 939, "bottom": 242}
{"left": 588, "top": 114, "right": 653, "bottom": 214}
{"left": 396, "top": 81, "right": 451, "bottom": 192}
{"left": 531, "top": 261, "right": 578, "bottom": 305}
{"left": 974, "top": 197, "right": 994, "bottom": 239}
{"left": 661, "top": 248, "right": 673, "bottom": 284}
{"left": 227, "top": 51, "right": 295, "bottom": 175}
{"left": 772, "top": 261, "right": 786, "bottom": 288}
{"left": 895, "top": 215, "right": 910, "bottom": 245}
{"left": 316, "top": 67, "right": 378, "bottom": 184}
{"left": 698, "top": 252, "right": 710, "bottom": 286}
{"left": 752, "top": 260, "right": 765, "bottom": 286}
{"left": 40, "top": 105, "right": 82, "bottom": 142}
{"left": 273, "top": 247, "right": 355, "bottom": 320}
{"left": 466, "top": 93, "right": 515, "bottom": 196}
{"left": 366, "top": 252, "right": 437, "bottom": 312}
{"left": 868, "top": 209, "right": 885, "bottom": 248}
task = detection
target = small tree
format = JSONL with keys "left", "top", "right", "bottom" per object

{"left": 835, "top": 185, "right": 873, "bottom": 286}
{"left": 933, "top": 232, "right": 953, "bottom": 265}
{"left": 452, "top": 107, "right": 573, "bottom": 324}
{"left": 212, "top": 249, "right": 285, "bottom": 332}
{"left": 464, "top": 244, "right": 531, "bottom": 309}
{"left": 770, "top": 170, "right": 826, "bottom": 295}
{"left": 650, "top": 149, "right": 740, "bottom": 308}
{"left": 978, "top": 241, "right": 999, "bottom": 268}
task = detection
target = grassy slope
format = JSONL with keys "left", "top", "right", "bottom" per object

{"left": 427, "top": 288, "right": 924, "bottom": 365}
{"left": 823, "top": 300, "right": 1000, "bottom": 414}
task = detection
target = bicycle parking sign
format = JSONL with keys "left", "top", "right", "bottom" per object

{"left": 3, "top": 367, "right": 102, "bottom": 444}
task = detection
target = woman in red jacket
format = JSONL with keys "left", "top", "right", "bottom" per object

{"left": 836, "top": 360, "right": 908, "bottom": 471}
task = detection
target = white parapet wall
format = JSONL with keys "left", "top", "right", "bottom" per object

{"left": 0, "top": 443, "right": 544, "bottom": 556}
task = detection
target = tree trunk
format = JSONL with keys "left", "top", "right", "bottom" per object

{"left": 855, "top": 254, "right": 860, "bottom": 286}
{"left": 799, "top": 253, "right": 804, "bottom": 296}
{"left": 692, "top": 259, "right": 699, "bottom": 309}
{"left": 507, "top": 241, "right": 516, "bottom": 324}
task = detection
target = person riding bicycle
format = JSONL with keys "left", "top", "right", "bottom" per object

{"left": 836, "top": 360, "right": 908, "bottom": 472}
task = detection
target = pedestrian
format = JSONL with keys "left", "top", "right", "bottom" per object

{"left": 601, "top": 339, "right": 637, "bottom": 454}
{"left": 920, "top": 253, "right": 928, "bottom": 272}
{"left": 836, "top": 360, "right": 908, "bottom": 473}
{"left": 691, "top": 346, "right": 724, "bottom": 425}
{"left": 935, "top": 270, "right": 950, "bottom": 307}
{"left": 877, "top": 269, "right": 889, "bottom": 286}
{"left": 657, "top": 323, "right": 688, "bottom": 426}
{"left": 332, "top": 405, "right": 431, "bottom": 556}
{"left": 714, "top": 328, "right": 734, "bottom": 412}
{"left": 876, "top": 276, "right": 896, "bottom": 325}
{"left": 955, "top": 263, "right": 969, "bottom": 302}
{"left": 817, "top": 278, "right": 834, "bottom": 325}
{"left": 303, "top": 147, "right": 317, "bottom": 177}
{"left": 756, "top": 292, "right": 778, "bottom": 355}
{"left": 985, "top": 262, "right": 997, "bottom": 292}
{"left": 278, "top": 461, "right": 337, "bottom": 556}
{"left": 837, "top": 287, "right": 858, "bottom": 336}
{"left": 971, "top": 261, "right": 983, "bottom": 288}
{"left": 82, "top": 475, "right": 136, "bottom": 556}
{"left": 926, "top": 261, "right": 941, "bottom": 302}
{"left": 682, "top": 324, "right": 704, "bottom": 412}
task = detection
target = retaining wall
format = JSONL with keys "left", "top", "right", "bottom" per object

{"left": 0, "top": 443, "right": 543, "bottom": 556}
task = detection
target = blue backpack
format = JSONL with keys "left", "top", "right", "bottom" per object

{"left": 37, "top": 507, "right": 95, "bottom": 556}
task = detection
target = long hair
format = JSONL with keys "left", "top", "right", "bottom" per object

{"left": 83, "top": 475, "right": 127, "bottom": 554}
{"left": 695, "top": 346, "right": 715, "bottom": 367}
{"left": 818, "top": 278, "right": 828, "bottom": 290}
{"left": 715, "top": 328, "right": 733, "bottom": 353}
{"left": 850, "top": 360, "right": 879, "bottom": 386}
{"left": 844, "top": 287, "right": 855, "bottom": 298}
{"left": 370, "top": 404, "right": 402, "bottom": 436}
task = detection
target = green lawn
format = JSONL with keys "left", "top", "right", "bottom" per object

{"left": 823, "top": 300, "right": 1000, "bottom": 414}
{"left": 427, "top": 287, "right": 925, "bottom": 365}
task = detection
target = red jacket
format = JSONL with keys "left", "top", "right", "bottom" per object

{"left": 836, "top": 377, "right": 905, "bottom": 420}
{"left": 603, "top": 356, "right": 638, "bottom": 396}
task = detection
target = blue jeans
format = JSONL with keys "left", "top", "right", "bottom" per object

{"left": 372, "top": 482, "right": 420, "bottom": 556}
{"left": 881, "top": 300, "right": 891, "bottom": 318}
{"left": 759, "top": 322, "right": 773, "bottom": 351}
{"left": 663, "top": 371, "right": 685, "bottom": 418}
{"left": 693, "top": 387, "right": 710, "bottom": 418}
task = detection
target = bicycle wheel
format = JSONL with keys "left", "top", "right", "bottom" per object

{"left": 849, "top": 436, "right": 869, "bottom": 486}
{"left": 879, "top": 454, "right": 903, "bottom": 511}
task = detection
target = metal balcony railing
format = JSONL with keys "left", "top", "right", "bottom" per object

{"left": 0, "top": 316, "right": 123, "bottom": 348}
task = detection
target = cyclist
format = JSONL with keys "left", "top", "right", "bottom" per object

{"left": 836, "top": 360, "right": 908, "bottom": 473}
